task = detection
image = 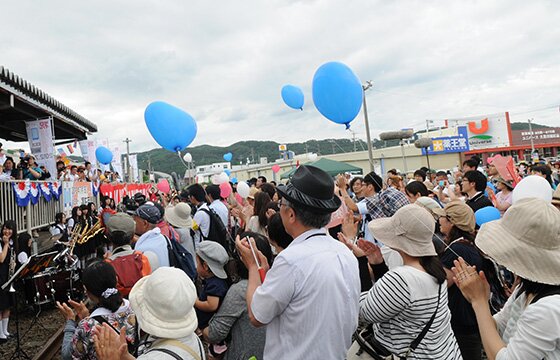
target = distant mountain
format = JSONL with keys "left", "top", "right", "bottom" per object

{"left": 134, "top": 122, "right": 550, "bottom": 175}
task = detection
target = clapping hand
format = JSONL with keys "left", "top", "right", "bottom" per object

{"left": 341, "top": 211, "right": 359, "bottom": 239}
{"left": 357, "top": 239, "right": 384, "bottom": 265}
{"left": 337, "top": 232, "right": 365, "bottom": 258}
{"left": 451, "top": 257, "right": 490, "bottom": 306}
{"left": 93, "top": 324, "right": 131, "bottom": 360}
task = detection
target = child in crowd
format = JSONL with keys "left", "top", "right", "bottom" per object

{"left": 194, "top": 241, "right": 230, "bottom": 357}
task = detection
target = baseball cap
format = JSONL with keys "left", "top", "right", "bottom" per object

{"left": 196, "top": 241, "right": 229, "bottom": 279}
{"left": 134, "top": 203, "right": 162, "bottom": 224}
{"left": 106, "top": 213, "right": 135, "bottom": 237}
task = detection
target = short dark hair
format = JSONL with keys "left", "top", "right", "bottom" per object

{"left": 284, "top": 199, "right": 331, "bottom": 228}
{"left": 363, "top": 172, "right": 383, "bottom": 193}
{"left": 405, "top": 181, "right": 430, "bottom": 197}
{"left": 349, "top": 176, "right": 363, "bottom": 189}
{"left": 236, "top": 232, "right": 274, "bottom": 279}
{"left": 435, "top": 171, "right": 447, "bottom": 178}
{"left": 267, "top": 213, "right": 293, "bottom": 250}
{"left": 463, "top": 170, "right": 487, "bottom": 192}
{"left": 413, "top": 170, "right": 426, "bottom": 181}
{"left": 82, "top": 261, "right": 123, "bottom": 312}
{"left": 85, "top": 161, "right": 91, "bottom": 166}
{"left": 108, "top": 231, "right": 132, "bottom": 247}
{"left": 259, "top": 183, "right": 276, "bottom": 199}
{"left": 187, "top": 184, "right": 207, "bottom": 202}
{"left": 206, "top": 184, "right": 222, "bottom": 201}
{"left": 258, "top": 176, "right": 267, "bottom": 183}
{"left": 387, "top": 169, "right": 398, "bottom": 176}
{"left": 71, "top": 165, "right": 77, "bottom": 170}
{"left": 55, "top": 212, "right": 65, "bottom": 224}
{"left": 463, "top": 156, "right": 481, "bottom": 169}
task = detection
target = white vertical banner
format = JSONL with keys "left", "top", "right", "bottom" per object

{"left": 129, "top": 154, "right": 139, "bottom": 182}
{"left": 111, "top": 144, "right": 123, "bottom": 178}
{"left": 98, "top": 139, "right": 110, "bottom": 172}
{"left": 25, "top": 118, "right": 57, "bottom": 180}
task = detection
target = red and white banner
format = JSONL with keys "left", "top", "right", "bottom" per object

{"left": 99, "top": 183, "right": 152, "bottom": 204}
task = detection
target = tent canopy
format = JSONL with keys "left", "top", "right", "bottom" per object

{"left": 280, "top": 157, "right": 363, "bottom": 179}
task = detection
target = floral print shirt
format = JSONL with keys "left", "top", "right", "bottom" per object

{"left": 63, "top": 300, "right": 136, "bottom": 360}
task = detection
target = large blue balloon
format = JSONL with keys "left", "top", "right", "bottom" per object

{"left": 95, "top": 146, "right": 113, "bottom": 165}
{"left": 312, "top": 62, "right": 362, "bottom": 129}
{"left": 224, "top": 169, "right": 231, "bottom": 177}
{"left": 281, "top": 85, "right": 304, "bottom": 110}
{"left": 144, "top": 101, "right": 197, "bottom": 152}
{"left": 231, "top": 177, "right": 238, "bottom": 184}
{"left": 223, "top": 152, "right": 233, "bottom": 162}
{"left": 475, "top": 206, "right": 501, "bottom": 226}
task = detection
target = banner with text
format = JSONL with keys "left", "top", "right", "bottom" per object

{"left": 25, "top": 118, "right": 57, "bottom": 180}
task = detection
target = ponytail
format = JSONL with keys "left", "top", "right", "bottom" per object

{"left": 82, "top": 261, "right": 123, "bottom": 313}
{"left": 419, "top": 256, "right": 446, "bottom": 284}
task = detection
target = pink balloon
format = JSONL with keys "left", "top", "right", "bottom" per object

{"left": 272, "top": 164, "right": 281, "bottom": 173}
{"left": 220, "top": 182, "right": 232, "bottom": 198}
{"left": 157, "top": 179, "right": 170, "bottom": 194}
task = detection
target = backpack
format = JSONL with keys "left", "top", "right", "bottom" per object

{"left": 165, "top": 235, "right": 197, "bottom": 281}
{"left": 106, "top": 250, "right": 151, "bottom": 297}
{"left": 198, "top": 207, "right": 235, "bottom": 255}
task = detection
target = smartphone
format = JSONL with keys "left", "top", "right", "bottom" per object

{"left": 438, "top": 180, "right": 445, "bottom": 187}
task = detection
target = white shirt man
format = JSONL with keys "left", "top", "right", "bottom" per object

{"left": 209, "top": 199, "right": 228, "bottom": 228}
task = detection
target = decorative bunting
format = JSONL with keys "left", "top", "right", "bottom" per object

{"left": 40, "top": 182, "right": 52, "bottom": 202}
{"left": 29, "top": 182, "right": 40, "bottom": 205}
{"left": 50, "top": 181, "right": 62, "bottom": 200}
{"left": 13, "top": 181, "right": 31, "bottom": 207}
{"left": 91, "top": 180, "right": 100, "bottom": 196}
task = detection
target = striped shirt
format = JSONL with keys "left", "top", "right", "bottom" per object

{"left": 359, "top": 266, "right": 462, "bottom": 359}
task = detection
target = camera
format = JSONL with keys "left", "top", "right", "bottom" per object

{"left": 19, "top": 157, "right": 29, "bottom": 169}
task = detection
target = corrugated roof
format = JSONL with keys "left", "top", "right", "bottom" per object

{"left": 0, "top": 65, "right": 97, "bottom": 133}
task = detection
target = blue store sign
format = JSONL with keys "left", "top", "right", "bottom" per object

{"left": 422, "top": 126, "right": 470, "bottom": 155}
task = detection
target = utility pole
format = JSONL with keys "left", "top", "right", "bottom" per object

{"left": 528, "top": 118, "right": 535, "bottom": 159}
{"left": 331, "top": 140, "right": 336, "bottom": 154}
{"left": 362, "top": 81, "right": 374, "bottom": 172}
{"left": 123, "top": 138, "right": 132, "bottom": 182}
{"left": 304, "top": 143, "right": 309, "bottom": 154}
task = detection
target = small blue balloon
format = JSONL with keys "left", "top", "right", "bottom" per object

{"left": 475, "top": 206, "right": 501, "bottom": 226}
{"left": 281, "top": 85, "right": 304, "bottom": 110}
{"left": 95, "top": 146, "right": 113, "bottom": 165}
{"left": 224, "top": 169, "right": 231, "bottom": 176}
{"left": 223, "top": 152, "right": 233, "bottom": 162}
{"left": 144, "top": 101, "right": 197, "bottom": 152}
{"left": 231, "top": 177, "right": 238, "bottom": 184}
{"left": 312, "top": 62, "right": 362, "bottom": 128}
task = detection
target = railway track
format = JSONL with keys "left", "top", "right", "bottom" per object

{"left": 32, "top": 325, "right": 64, "bottom": 360}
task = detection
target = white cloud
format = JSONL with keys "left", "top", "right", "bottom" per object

{"left": 1, "top": 0, "right": 559, "bottom": 153}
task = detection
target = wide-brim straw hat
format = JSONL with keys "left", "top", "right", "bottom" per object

{"left": 129, "top": 267, "right": 198, "bottom": 338}
{"left": 476, "top": 197, "right": 560, "bottom": 285}
{"left": 432, "top": 201, "right": 476, "bottom": 234}
{"left": 164, "top": 203, "right": 193, "bottom": 229}
{"left": 495, "top": 177, "right": 514, "bottom": 191}
{"left": 368, "top": 204, "right": 437, "bottom": 257}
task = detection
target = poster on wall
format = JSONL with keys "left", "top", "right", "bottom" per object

{"left": 25, "top": 118, "right": 57, "bottom": 180}
{"left": 62, "top": 181, "right": 95, "bottom": 215}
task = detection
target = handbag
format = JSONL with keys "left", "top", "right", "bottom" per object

{"left": 351, "top": 285, "right": 442, "bottom": 360}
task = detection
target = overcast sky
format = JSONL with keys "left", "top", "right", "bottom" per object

{"left": 2, "top": 1, "right": 560, "bottom": 153}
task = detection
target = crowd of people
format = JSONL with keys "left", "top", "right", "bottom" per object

{"left": 0, "top": 153, "right": 559, "bottom": 359}
{"left": 0, "top": 143, "right": 124, "bottom": 183}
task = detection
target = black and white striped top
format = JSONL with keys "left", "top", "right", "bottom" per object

{"left": 359, "top": 266, "right": 462, "bottom": 359}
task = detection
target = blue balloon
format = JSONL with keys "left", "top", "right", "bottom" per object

{"left": 144, "top": 101, "right": 197, "bottom": 152}
{"left": 281, "top": 85, "right": 304, "bottom": 110}
{"left": 231, "top": 177, "right": 238, "bottom": 184}
{"left": 224, "top": 169, "right": 231, "bottom": 176}
{"left": 223, "top": 152, "right": 233, "bottom": 162}
{"left": 312, "top": 62, "right": 362, "bottom": 129}
{"left": 95, "top": 146, "right": 113, "bottom": 165}
{"left": 475, "top": 206, "right": 501, "bottom": 226}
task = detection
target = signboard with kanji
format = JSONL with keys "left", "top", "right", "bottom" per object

{"left": 422, "top": 126, "right": 470, "bottom": 155}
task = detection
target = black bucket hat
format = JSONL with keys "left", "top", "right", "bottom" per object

{"left": 276, "top": 165, "right": 341, "bottom": 214}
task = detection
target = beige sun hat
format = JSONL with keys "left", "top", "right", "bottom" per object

{"left": 476, "top": 197, "right": 560, "bottom": 285}
{"left": 164, "top": 203, "right": 193, "bottom": 229}
{"left": 432, "top": 201, "right": 476, "bottom": 234}
{"left": 129, "top": 267, "right": 198, "bottom": 338}
{"left": 368, "top": 204, "right": 437, "bottom": 257}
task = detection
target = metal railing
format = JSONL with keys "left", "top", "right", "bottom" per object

{"left": 0, "top": 180, "right": 99, "bottom": 234}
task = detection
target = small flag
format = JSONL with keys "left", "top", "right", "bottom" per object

{"left": 67, "top": 144, "right": 74, "bottom": 154}
{"left": 57, "top": 148, "right": 67, "bottom": 157}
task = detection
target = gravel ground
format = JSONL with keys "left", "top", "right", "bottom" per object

{"left": 0, "top": 303, "right": 63, "bottom": 358}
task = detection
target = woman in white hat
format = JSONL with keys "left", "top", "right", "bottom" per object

{"left": 452, "top": 197, "right": 560, "bottom": 360}
{"left": 165, "top": 203, "right": 196, "bottom": 265}
{"left": 94, "top": 267, "right": 205, "bottom": 360}
{"left": 348, "top": 204, "right": 462, "bottom": 359}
